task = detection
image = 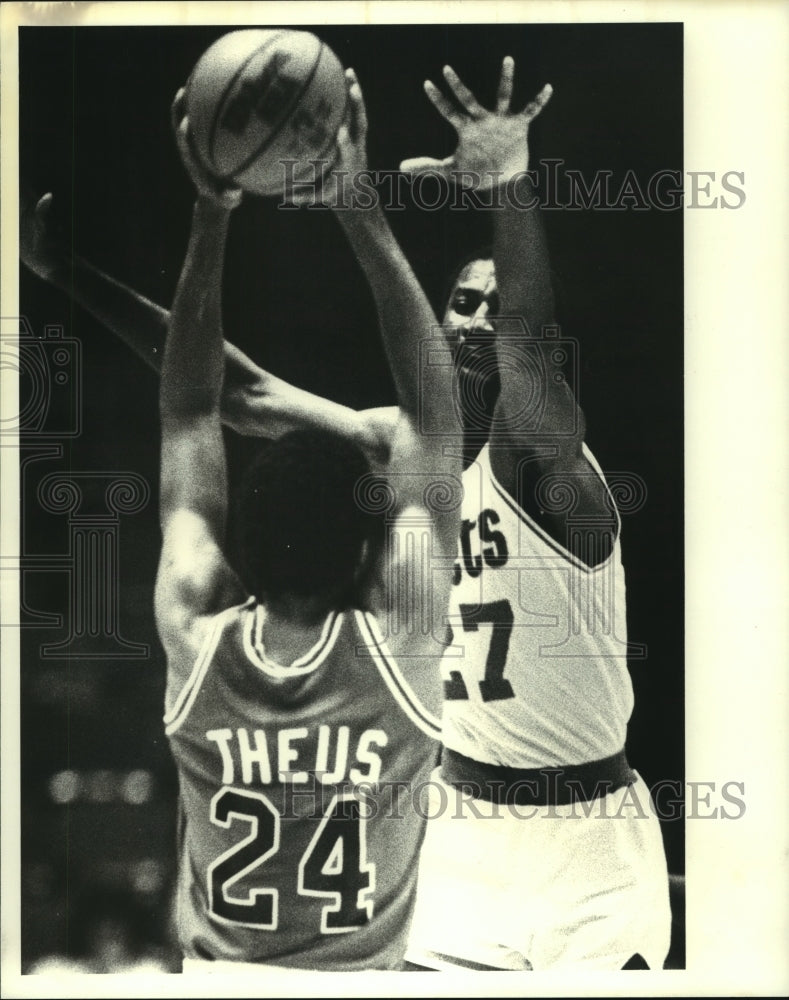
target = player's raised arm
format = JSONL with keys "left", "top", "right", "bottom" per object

{"left": 480, "top": 63, "right": 578, "bottom": 452}
{"left": 299, "top": 69, "right": 462, "bottom": 653}
{"left": 335, "top": 74, "right": 461, "bottom": 535}
{"left": 402, "top": 61, "right": 571, "bottom": 448}
{"left": 20, "top": 185, "right": 397, "bottom": 463}
{"left": 155, "top": 91, "right": 246, "bottom": 657}
{"left": 404, "top": 59, "right": 615, "bottom": 561}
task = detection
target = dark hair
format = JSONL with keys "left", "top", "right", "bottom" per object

{"left": 439, "top": 245, "right": 494, "bottom": 318}
{"left": 234, "top": 429, "right": 374, "bottom": 603}
{"left": 440, "top": 245, "right": 567, "bottom": 326}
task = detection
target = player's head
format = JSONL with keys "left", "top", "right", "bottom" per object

{"left": 442, "top": 251, "right": 501, "bottom": 433}
{"left": 235, "top": 429, "right": 375, "bottom": 608}
{"left": 443, "top": 253, "right": 498, "bottom": 335}
{"left": 441, "top": 252, "right": 565, "bottom": 435}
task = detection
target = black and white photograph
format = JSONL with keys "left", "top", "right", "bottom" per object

{"left": 1, "top": 1, "right": 786, "bottom": 996}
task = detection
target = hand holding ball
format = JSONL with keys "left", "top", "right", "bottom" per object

{"left": 183, "top": 30, "right": 348, "bottom": 197}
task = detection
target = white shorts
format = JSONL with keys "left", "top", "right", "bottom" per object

{"left": 406, "top": 769, "right": 672, "bottom": 971}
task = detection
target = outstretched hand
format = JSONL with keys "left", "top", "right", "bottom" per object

{"left": 400, "top": 57, "right": 552, "bottom": 189}
{"left": 286, "top": 67, "right": 369, "bottom": 208}
{"left": 171, "top": 88, "right": 243, "bottom": 210}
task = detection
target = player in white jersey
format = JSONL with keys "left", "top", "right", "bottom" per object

{"left": 152, "top": 73, "right": 460, "bottom": 970}
{"left": 398, "top": 58, "right": 671, "bottom": 971}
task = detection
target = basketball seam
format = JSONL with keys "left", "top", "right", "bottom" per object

{"left": 207, "top": 31, "right": 285, "bottom": 170}
{"left": 226, "top": 40, "right": 327, "bottom": 184}
{"left": 251, "top": 83, "right": 349, "bottom": 196}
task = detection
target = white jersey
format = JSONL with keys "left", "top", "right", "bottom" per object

{"left": 440, "top": 443, "right": 634, "bottom": 768}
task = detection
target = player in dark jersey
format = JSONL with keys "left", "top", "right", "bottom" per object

{"left": 153, "top": 72, "right": 460, "bottom": 970}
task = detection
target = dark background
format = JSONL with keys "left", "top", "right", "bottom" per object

{"left": 18, "top": 22, "right": 683, "bottom": 970}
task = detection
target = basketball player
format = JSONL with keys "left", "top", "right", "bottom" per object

{"left": 21, "top": 58, "right": 672, "bottom": 970}
{"left": 397, "top": 58, "right": 672, "bottom": 971}
{"left": 152, "top": 73, "right": 460, "bottom": 970}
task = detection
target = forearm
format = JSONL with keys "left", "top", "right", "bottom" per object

{"left": 45, "top": 253, "right": 169, "bottom": 369}
{"left": 244, "top": 373, "right": 372, "bottom": 437}
{"left": 492, "top": 174, "right": 554, "bottom": 332}
{"left": 39, "top": 248, "right": 267, "bottom": 394}
{"left": 35, "top": 248, "right": 373, "bottom": 443}
{"left": 335, "top": 206, "right": 452, "bottom": 433}
{"left": 492, "top": 175, "right": 582, "bottom": 447}
{"left": 161, "top": 198, "right": 230, "bottom": 420}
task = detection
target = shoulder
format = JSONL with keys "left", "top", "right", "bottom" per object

{"left": 162, "top": 597, "right": 253, "bottom": 726}
{"left": 488, "top": 441, "right": 619, "bottom": 566}
{"left": 155, "top": 511, "right": 246, "bottom": 667}
{"left": 351, "top": 608, "right": 444, "bottom": 738}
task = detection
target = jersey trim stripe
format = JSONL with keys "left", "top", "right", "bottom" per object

{"left": 242, "top": 607, "right": 343, "bottom": 677}
{"left": 582, "top": 442, "right": 623, "bottom": 536}
{"left": 483, "top": 445, "right": 618, "bottom": 574}
{"left": 355, "top": 611, "right": 442, "bottom": 740}
{"left": 163, "top": 605, "right": 240, "bottom": 735}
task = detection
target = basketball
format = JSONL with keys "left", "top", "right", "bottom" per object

{"left": 185, "top": 30, "right": 348, "bottom": 197}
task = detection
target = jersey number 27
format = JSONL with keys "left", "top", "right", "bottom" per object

{"left": 444, "top": 599, "right": 515, "bottom": 702}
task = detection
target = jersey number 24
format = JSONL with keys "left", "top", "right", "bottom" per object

{"left": 208, "top": 787, "right": 373, "bottom": 933}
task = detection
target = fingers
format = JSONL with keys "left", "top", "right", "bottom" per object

{"left": 442, "top": 65, "right": 485, "bottom": 118}
{"left": 333, "top": 122, "right": 351, "bottom": 163}
{"left": 170, "top": 89, "right": 198, "bottom": 177}
{"left": 423, "top": 79, "right": 465, "bottom": 129}
{"left": 174, "top": 115, "right": 195, "bottom": 170}
{"left": 35, "top": 192, "right": 54, "bottom": 224}
{"left": 344, "top": 67, "right": 368, "bottom": 144}
{"left": 336, "top": 122, "right": 350, "bottom": 148}
{"left": 171, "top": 87, "right": 186, "bottom": 137}
{"left": 399, "top": 155, "right": 454, "bottom": 178}
{"left": 496, "top": 55, "right": 515, "bottom": 113}
{"left": 423, "top": 60, "right": 552, "bottom": 126}
{"left": 170, "top": 89, "right": 200, "bottom": 176}
{"left": 172, "top": 99, "right": 242, "bottom": 209}
{"left": 522, "top": 82, "right": 553, "bottom": 121}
